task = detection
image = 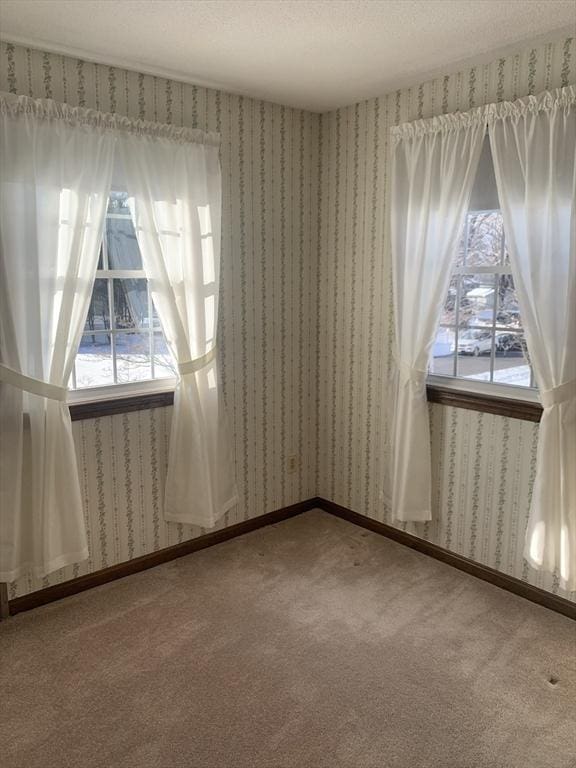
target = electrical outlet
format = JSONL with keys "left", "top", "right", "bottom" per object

{"left": 287, "top": 454, "right": 299, "bottom": 474}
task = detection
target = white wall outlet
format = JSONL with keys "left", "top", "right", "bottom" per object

{"left": 287, "top": 454, "right": 299, "bottom": 474}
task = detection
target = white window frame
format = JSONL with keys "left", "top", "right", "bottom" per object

{"left": 67, "top": 201, "right": 177, "bottom": 404}
{"left": 427, "top": 208, "right": 538, "bottom": 403}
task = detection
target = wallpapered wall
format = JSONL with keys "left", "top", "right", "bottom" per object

{"left": 2, "top": 36, "right": 575, "bottom": 602}
{"left": 1, "top": 41, "right": 320, "bottom": 599}
{"left": 316, "top": 35, "right": 575, "bottom": 600}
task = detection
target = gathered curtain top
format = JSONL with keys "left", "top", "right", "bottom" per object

{"left": 487, "top": 84, "right": 575, "bottom": 121}
{"left": 0, "top": 90, "right": 220, "bottom": 147}
{"left": 391, "top": 85, "right": 575, "bottom": 140}
{"left": 391, "top": 105, "right": 487, "bottom": 140}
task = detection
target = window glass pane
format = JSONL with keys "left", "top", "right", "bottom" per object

{"left": 76, "top": 333, "right": 114, "bottom": 388}
{"left": 495, "top": 273, "right": 522, "bottom": 330}
{"left": 431, "top": 326, "right": 455, "bottom": 376}
{"left": 455, "top": 225, "right": 467, "bottom": 268}
{"left": 152, "top": 299, "right": 162, "bottom": 329}
{"left": 503, "top": 239, "right": 511, "bottom": 267}
{"left": 440, "top": 276, "right": 458, "bottom": 326}
{"left": 115, "top": 332, "right": 153, "bottom": 384}
{"left": 72, "top": 191, "right": 176, "bottom": 392}
{"left": 464, "top": 211, "right": 503, "bottom": 267}
{"left": 456, "top": 328, "right": 494, "bottom": 380}
{"left": 84, "top": 278, "right": 110, "bottom": 333}
{"left": 113, "top": 278, "right": 150, "bottom": 330}
{"left": 153, "top": 332, "right": 176, "bottom": 379}
{"left": 459, "top": 273, "right": 496, "bottom": 328}
{"left": 494, "top": 331, "right": 531, "bottom": 387}
{"left": 106, "top": 215, "right": 142, "bottom": 270}
{"left": 431, "top": 205, "right": 534, "bottom": 392}
{"left": 107, "top": 191, "right": 131, "bottom": 215}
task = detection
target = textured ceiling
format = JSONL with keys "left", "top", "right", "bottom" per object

{"left": 0, "top": 0, "right": 574, "bottom": 111}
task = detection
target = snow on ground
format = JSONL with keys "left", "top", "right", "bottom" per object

{"left": 467, "top": 364, "right": 531, "bottom": 387}
{"left": 74, "top": 349, "right": 175, "bottom": 389}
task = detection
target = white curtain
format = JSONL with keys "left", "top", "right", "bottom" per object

{"left": 118, "top": 132, "right": 239, "bottom": 528}
{"left": 0, "top": 93, "right": 115, "bottom": 581}
{"left": 389, "top": 111, "right": 486, "bottom": 521}
{"left": 489, "top": 86, "right": 576, "bottom": 590}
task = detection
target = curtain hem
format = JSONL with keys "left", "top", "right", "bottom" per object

{"left": 163, "top": 493, "right": 240, "bottom": 529}
{"left": 524, "top": 555, "right": 576, "bottom": 594}
{"left": 0, "top": 546, "right": 89, "bottom": 584}
{"left": 393, "top": 511, "right": 432, "bottom": 523}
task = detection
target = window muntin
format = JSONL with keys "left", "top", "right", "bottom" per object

{"left": 430, "top": 210, "right": 535, "bottom": 390}
{"left": 71, "top": 192, "right": 176, "bottom": 391}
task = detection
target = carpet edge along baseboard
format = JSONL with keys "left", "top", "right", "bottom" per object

{"left": 7, "top": 499, "right": 316, "bottom": 617}
{"left": 314, "top": 498, "right": 576, "bottom": 621}
{"left": 6, "top": 497, "right": 575, "bottom": 620}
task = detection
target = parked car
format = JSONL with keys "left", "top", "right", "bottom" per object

{"left": 495, "top": 333, "right": 525, "bottom": 354}
{"left": 457, "top": 330, "right": 492, "bottom": 356}
{"left": 468, "top": 310, "right": 522, "bottom": 328}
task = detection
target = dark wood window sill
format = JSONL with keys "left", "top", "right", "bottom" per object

{"left": 68, "top": 386, "right": 542, "bottom": 423}
{"left": 427, "top": 385, "right": 542, "bottom": 422}
{"left": 69, "top": 390, "right": 175, "bottom": 421}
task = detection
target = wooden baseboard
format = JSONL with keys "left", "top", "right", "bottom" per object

{"left": 7, "top": 497, "right": 574, "bottom": 621}
{"left": 313, "top": 497, "right": 575, "bottom": 621}
{"left": 7, "top": 499, "right": 315, "bottom": 617}
{"left": 0, "top": 583, "right": 9, "bottom": 620}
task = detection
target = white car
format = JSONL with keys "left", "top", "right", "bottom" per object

{"left": 457, "top": 330, "right": 493, "bottom": 356}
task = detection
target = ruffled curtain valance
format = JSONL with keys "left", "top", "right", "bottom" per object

{"left": 391, "top": 85, "right": 575, "bottom": 137}
{"left": 487, "top": 85, "right": 575, "bottom": 121}
{"left": 391, "top": 105, "right": 488, "bottom": 140}
{"left": 0, "top": 91, "right": 220, "bottom": 146}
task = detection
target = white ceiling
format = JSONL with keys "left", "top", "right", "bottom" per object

{"left": 0, "top": 0, "right": 574, "bottom": 112}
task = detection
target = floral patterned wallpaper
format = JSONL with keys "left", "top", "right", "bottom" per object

{"left": 316, "top": 35, "right": 575, "bottom": 600}
{"left": 2, "top": 35, "right": 574, "bottom": 602}
{"left": 1, "top": 42, "right": 320, "bottom": 599}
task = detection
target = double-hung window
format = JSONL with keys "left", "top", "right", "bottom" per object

{"left": 69, "top": 191, "right": 176, "bottom": 398}
{"left": 429, "top": 139, "right": 537, "bottom": 399}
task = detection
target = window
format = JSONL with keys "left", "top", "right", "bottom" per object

{"left": 70, "top": 192, "right": 176, "bottom": 394}
{"left": 430, "top": 209, "right": 535, "bottom": 392}
{"left": 428, "top": 137, "right": 536, "bottom": 399}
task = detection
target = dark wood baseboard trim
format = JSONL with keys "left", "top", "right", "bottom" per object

{"left": 8, "top": 497, "right": 574, "bottom": 621}
{"left": 7, "top": 499, "right": 315, "bottom": 617}
{"left": 427, "top": 385, "right": 542, "bottom": 422}
{"left": 0, "top": 583, "right": 9, "bottom": 620}
{"left": 313, "top": 497, "right": 575, "bottom": 620}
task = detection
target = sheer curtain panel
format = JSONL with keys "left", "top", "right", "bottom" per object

{"left": 0, "top": 93, "right": 115, "bottom": 581}
{"left": 389, "top": 111, "right": 486, "bottom": 521}
{"left": 118, "top": 131, "right": 239, "bottom": 528}
{"left": 489, "top": 87, "right": 576, "bottom": 590}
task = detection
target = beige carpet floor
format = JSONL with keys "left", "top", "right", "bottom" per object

{"left": 1, "top": 509, "right": 575, "bottom": 768}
